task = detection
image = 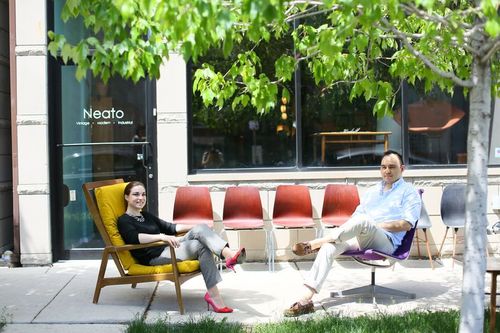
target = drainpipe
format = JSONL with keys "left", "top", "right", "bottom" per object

{"left": 9, "top": 0, "right": 20, "bottom": 266}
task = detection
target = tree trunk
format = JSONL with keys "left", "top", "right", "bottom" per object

{"left": 459, "top": 57, "right": 492, "bottom": 332}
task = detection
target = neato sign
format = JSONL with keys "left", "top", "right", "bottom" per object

{"left": 83, "top": 107, "right": 125, "bottom": 119}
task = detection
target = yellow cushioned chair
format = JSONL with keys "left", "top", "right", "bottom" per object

{"left": 82, "top": 179, "right": 201, "bottom": 314}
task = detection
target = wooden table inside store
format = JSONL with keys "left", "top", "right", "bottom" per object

{"left": 487, "top": 257, "right": 500, "bottom": 333}
{"left": 312, "top": 131, "right": 392, "bottom": 164}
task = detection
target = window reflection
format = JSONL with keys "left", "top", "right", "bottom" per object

{"left": 301, "top": 79, "right": 400, "bottom": 167}
{"left": 185, "top": 13, "right": 472, "bottom": 171}
{"left": 190, "top": 35, "right": 470, "bottom": 171}
{"left": 191, "top": 35, "right": 296, "bottom": 170}
{"left": 402, "top": 86, "right": 468, "bottom": 165}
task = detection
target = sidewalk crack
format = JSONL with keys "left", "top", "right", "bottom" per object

{"left": 31, "top": 274, "right": 77, "bottom": 323}
{"left": 142, "top": 281, "right": 159, "bottom": 320}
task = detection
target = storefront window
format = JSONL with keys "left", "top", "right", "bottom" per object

{"left": 53, "top": 0, "right": 90, "bottom": 45}
{"left": 191, "top": 36, "right": 296, "bottom": 169}
{"left": 189, "top": 24, "right": 475, "bottom": 172}
{"left": 301, "top": 71, "right": 401, "bottom": 167}
{"left": 403, "top": 85, "right": 469, "bottom": 165}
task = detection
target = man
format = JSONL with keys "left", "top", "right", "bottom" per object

{"left": 284, "top": 150, "right": 421, "bottom": 317}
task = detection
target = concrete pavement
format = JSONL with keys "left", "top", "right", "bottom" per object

{"left": 0, "top": 258, "right": 475, "bottom": 332}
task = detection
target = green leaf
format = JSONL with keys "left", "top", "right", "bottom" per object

{"left": 319, "top": 29, "right": 342, "bottom": 57}
{"left": 64, "top": 0, "right": 81, "bottom": 18}
{"left": 263, "top": 4, "right": 278, "bottom": 22}
{"left": 275, "top": 55, "right": 295, "bottom": 82}
{"left": 61, "top": 43, "right": 73, "bottom": 64}
{"left": 241, "top": 94, "right": 250, "bottom": 107}
{"left": 222, "top": 33, "right": 233, "bottom": 58}
{"left": 113, "top": 0, "right": 136, "bottom": 18}
{"left": 354, "top": 35, "right": 369, "bottom": 52}
{"left": 201, "top": 88, "right": 216, "bottom": 105}
{"left": 374, "top": 99, "right": 389, "bottom": 117}
{"left": 47, "top": 41, "right": 59, "bottom": 57}
{"left": 415, "top": 0, "right": 435, "bottom": 10}
{"left": 75, "top": 65, "right": 87, "bottom": 80}
{"left": 282, "top": 88, "right": 290, "bottom": 104}
{"left": 75, "top": 42, "right": 89, "bottom": 61}
{"left": 485, "top": 19, "right": 500, "bottom": 38}
{"left": 377, "top": 81, "right": 393, "bottom": 101}
{"left": 231, "top": 95, "right": 241, "bottom": 110}
{"left": 482, "top": 0, "right": 499, "bottom": 17}
{"left": 86, "top": 37, "right": 99, "bottom": 46}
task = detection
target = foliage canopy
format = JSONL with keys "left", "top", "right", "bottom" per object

{"left": 49, "top": 0, "right": 500, "bottom": 117}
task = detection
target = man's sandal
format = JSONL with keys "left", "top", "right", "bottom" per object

{"left": 292, "top": 241, "right": 319, "bottom": 256}
{"left": 283, "top": 300, "right": 315, "bottom": 317}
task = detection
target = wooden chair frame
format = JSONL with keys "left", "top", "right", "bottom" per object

{"left": 82, "top": 179, "right": 200, "bottom": 314}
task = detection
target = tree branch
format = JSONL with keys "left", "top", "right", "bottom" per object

{"left": 380, "top": 17, "right": 474, "bottom": 88}
{"left": 374, "top": 30, "right": 479, "bottom": 56}
{"left": 285, "top": 2, "right": 317, "bottom": 17}
{"left": 288, "top": 0, "right": 325, "bottom": 6}
{"left": 464, "top": 23, "right": 486, "bottom": 40}
{"left": 399, "top": 3, "right": 474, "bottom": 30}
{"left": 481, "top": 40, "right": 500, "bottom": 63}
{"left": 286, "top": 7, "right": 336, "bottom": 22}
{"left": 296, "top": 49, "right": 320, "bottom": 62}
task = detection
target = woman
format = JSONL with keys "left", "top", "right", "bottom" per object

{"left": 117, "top": 181, "right": 245, "bottom": 313}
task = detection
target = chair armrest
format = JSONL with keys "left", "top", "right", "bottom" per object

{"left": 106, "top": 241, "right": 183, "bottom": 266}
{"left": 108, "top": 241, "right": 167, "bottom": 251}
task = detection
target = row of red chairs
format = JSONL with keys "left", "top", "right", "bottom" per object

{"left": 172, "top": 184, "right": 360, "bottom": 271}
{"left": 173, "top": 184, "right": 359, "bottom": 228}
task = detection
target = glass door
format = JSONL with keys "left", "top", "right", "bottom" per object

{"left": 51, "top": 65, "right": 157, "bottom": 259}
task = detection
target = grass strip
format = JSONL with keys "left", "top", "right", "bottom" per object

{"left": 126, "top": 309, "right": 500, "bottom": 333}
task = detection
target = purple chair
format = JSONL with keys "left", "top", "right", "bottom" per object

{"left": 331, "top": 190, "right": 422, "bottom": 301}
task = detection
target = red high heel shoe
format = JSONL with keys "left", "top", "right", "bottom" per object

{"left": 225, "top": 247, "right": 246, "bottom": 273}
{"left": 204, "top": 292, "right": 233, "bottom": 313}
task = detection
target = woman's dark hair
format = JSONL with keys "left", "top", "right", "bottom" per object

{"left": 124, "top": 181, "right": 146, "bottom": 195}
{"left": 383, "top": 150, "right": 404, "bottom": 165}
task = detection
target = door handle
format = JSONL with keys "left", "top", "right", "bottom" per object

{"left": 141, "top": 143, "right": 154, "bottom": 169}
{"left": 61, "top": 184, "right": 70, "bottom": 207}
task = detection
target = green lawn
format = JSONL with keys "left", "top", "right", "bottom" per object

{"left": 125, "top": 310, "right": 500, "bottom": 333}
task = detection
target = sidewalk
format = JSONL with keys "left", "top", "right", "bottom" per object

{"left": 0, "top": 259, "right": 469, "bottom": 332}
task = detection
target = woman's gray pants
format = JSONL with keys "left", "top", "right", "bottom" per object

{"left": 149, "top": 224, "right": 227, "bottom": 289}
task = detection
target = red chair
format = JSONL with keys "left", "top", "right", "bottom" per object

{"left": 272, "top": 185, "right": 316, "bottom": 269}
{"left": 223, "top": 186, "right": 264, "bottom": 229}
{"left": 173, "top": 186, "right": 214, "bottom": 227}
{"left": 222, "top": 186, "right": 273, "bottom": 271}
{"left": 321, "top": 184, "right": 360, "bottom": 228}
{"left": 273, "top": 185, "right": 315, "bottom": 228}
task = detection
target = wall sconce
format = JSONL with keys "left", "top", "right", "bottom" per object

{"left": 280, "top": 97, "right": 288, "bottom": 119}
{"left": 277, "top": 95, "right": 290, "bottom": 133}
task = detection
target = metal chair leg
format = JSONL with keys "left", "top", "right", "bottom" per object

{"left": 416, "top": 229, "right": 422, "bottom": 258}
{"left": 331, "top": 267, "right": 416, "bottom": 303}
{"left": 265, "top": 228, "right": 275, "bottom": 272}
{"left": 452, "top": 228, "right": 458, "bottom": 268}
{"left": 423, "top": 229, "right": 434, "bottom": 269}
{"left": 437, "top": 226, "right": 449, "bottom": 258}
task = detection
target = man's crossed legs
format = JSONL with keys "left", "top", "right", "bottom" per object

{"left": 284, "top": 214, "right": 395, "bottom": 317}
